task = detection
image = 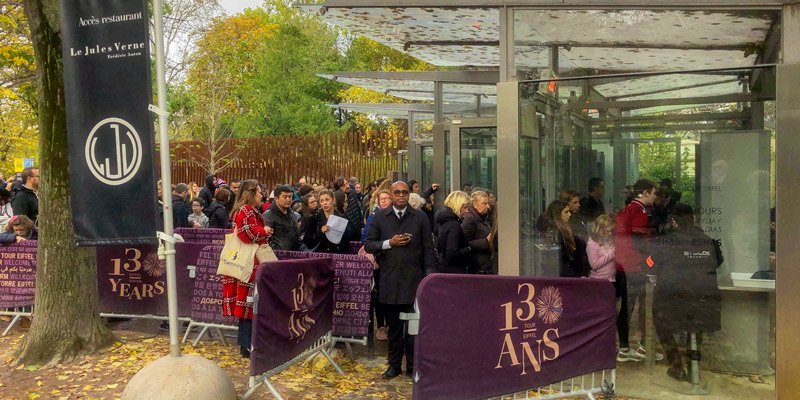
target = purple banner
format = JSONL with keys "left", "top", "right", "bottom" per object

{"left": 250, "top": 257, "right": 335, "bottom": 376}
{"left": 413, "top": 275, "right": 617, "bottom": 400}
{"left": 276, "top": 251, "right": 373, "bottom": 337}
{"left": 96, "top": 244, "right": 169, "bottom": 315}
{"left": 0, "top": 242, "right": 37, "bottom": 308}
{"left": 175, "top": 242, "right": 236, "bottom": 326}
{"left": 175, "top": 228, "right": 227, "bottom": 245}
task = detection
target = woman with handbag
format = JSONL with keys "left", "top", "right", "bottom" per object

{"left": 220, "top": 179, "right": 273, "bottom": 358}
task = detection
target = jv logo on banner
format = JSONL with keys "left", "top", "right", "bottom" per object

{"left": 85, "top": 117, "right": 143, "bottom": 186}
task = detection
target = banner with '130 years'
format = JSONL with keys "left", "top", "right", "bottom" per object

{"left": 60, "top": 0, "right": 158, "bottom": 246}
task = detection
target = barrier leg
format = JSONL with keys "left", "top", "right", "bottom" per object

{"left": 264, "top": 380, "right": 284, "bottom": 400}
{"left": 214, "top": 327, "right": 228, "bottom": 345}
{"left": 345, "top": 342, "right": 353, "bottom": 358}
{"left": 602, "top": 369, "right": 616, "bottom": 400}
{"left": 320, "top": 346, "right": 345, "bottom": 375}
{"left": 192, "top": 326, "right": 210, "bottom": 347}
{"left": 645, "top": 275, "right": 656, "bottom": 373}
{"left": 181, "top": 322, "right": 195, "bottom": 344}
{"left": 687, "top": 333, "right": 708, "bottom": 395}
{"left": 241, "top": 376, "right": 265, "bottom": 400}
{"left": 2, "top": 315, "right": 22, "bottom": 336}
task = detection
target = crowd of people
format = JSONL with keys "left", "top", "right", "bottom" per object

{"left": 173, "top": 174, "right": 500, "bottom": 379}
{"left": 1, "top": 166, "right": 722, "bottom": 382}
{"left": 537, "top": 177, "right": 722, "bottom": 382}
{"left": 0, "top": 168, "right": 40, "bottom": 245}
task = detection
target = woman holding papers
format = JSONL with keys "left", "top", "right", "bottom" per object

{"left": 304, "top": 189, "right": 352, "bottom": 253}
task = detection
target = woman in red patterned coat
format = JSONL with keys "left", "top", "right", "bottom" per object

{"left": 221, "top": 179, "right": 273, "bottom": 358}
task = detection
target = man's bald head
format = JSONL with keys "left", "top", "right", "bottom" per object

{"left": 390, "top": 181, "right": 409, "bottom": 208}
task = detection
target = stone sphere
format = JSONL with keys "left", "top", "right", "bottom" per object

{"left": 121, "top": 354, "right": 236, "bottom": 400}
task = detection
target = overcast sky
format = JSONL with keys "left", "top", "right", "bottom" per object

{"left": 219, "top": 0, "right": 264, "bottom": 15}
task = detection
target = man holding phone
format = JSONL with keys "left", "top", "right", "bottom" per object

{"left": 365, "top": 181, "right": 435, "bottom": 380}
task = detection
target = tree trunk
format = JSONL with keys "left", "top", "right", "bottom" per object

{"left": 16, "top": 0, "right": 112, "bottom": 365}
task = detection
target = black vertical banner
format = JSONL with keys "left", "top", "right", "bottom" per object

{"left": 60, "top": 0, "right": 158, "bottom": 246}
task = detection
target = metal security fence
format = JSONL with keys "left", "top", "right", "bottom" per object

{"left": 490, "top": 370, "right": 616, "bottom": 400}
{"left": 158, "top": 130, "right": 406, "bottom": 188}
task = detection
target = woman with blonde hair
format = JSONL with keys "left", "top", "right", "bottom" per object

{"left": 587, "top": 214, "right": 616, "bottom": 281}
{"left": 434, "top": 191, "right": 473, "bottom": 274}
{"left": 221, "top": 179, "right": 273, "bottom": 358}
{"left": 408, "top": 193, "right": 426, "bottom": 210}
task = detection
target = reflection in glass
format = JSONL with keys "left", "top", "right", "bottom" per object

{"left": 460, "top": 127, "right": 497, "bottom": 193}
{"left": 517, "top": 67, "right": 776, "bottom": 398}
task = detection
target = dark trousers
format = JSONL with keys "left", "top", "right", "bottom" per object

{"left": 373, "top": 271, "right": 387, "bottom": 328}
{"left": 615, "top": 270, "right": 646, "bottom": 349}
{"left": 385, "top": 303, "right": 414, "bottom": 371}
{"left": 238, "top": 318, "right": 253, "bottom": 349}
{"left": 627, "top": 271, "right": 647, "bottom": 343}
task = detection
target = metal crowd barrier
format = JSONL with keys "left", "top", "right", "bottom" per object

{"left": 242, "top": 331, "right": 343, "bottom": 400}
{"left": 489, "top": 370, "right": 616, "bottom": 400}
{"left": 1, "top": 307, "right": 32, "bottom": 336}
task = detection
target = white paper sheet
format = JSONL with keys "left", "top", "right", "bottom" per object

{"left": 325, "top": 214, "right": 349, "bottom": 244}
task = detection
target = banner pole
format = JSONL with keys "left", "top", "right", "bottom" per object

{"left": 152, "top": 0, "right": 180, "bottom": 358}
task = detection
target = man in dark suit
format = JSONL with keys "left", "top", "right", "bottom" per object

{"left": 365, "top": 181, "right": 435, "bottom": 380}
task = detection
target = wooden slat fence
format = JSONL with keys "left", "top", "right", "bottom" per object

{"left": 157, "top": 130, "right": 406, "bottom": 188}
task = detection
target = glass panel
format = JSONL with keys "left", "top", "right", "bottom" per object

{"left": 443, "top": 83, "right": 497, "bottom": 119}
{"left": 420, "top": 146, "right": 433, "bottom": 190}
{"left": 444, "top": 129, "right": 451, "bottom": 193}
{"left": 518, "top": 66, "right": 776, "bottom": 398}
{"left": 460, "top": 127, "right": 497, "bottom": 193}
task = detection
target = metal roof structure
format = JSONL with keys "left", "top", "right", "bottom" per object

{"left": 302, "top": 2, "right": 778, "bottom": 117}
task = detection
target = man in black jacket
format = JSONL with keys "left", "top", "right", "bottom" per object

{"left": 579, "top": 177, "right": 606, "bottom": 221}
{"left": 263, "top": 185, "right": 301, "bottom": 251}
{"left": 365, "top": 181, "right": 435, "bottom": 380}
{"left": 172, "top": 183, "right": 192, "bottom": 228}
{"left": 199, "top": 174, "right": 217, "bottom": 213}
{"left": 11, "top": 167, "right": 39, "bottom": 223}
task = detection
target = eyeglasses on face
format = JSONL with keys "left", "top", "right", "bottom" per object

{"left": 393, "top": 190, "right": 409, "bottom": 195}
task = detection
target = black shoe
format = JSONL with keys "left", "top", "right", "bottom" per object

{"left": 240, "top": 346, "right": 251, "bottom": 359}
{"left": 667, "top": 366, "right": 689, "bottom": 382}
{"left": 158, "top": 322, "right": 169, "bottom": 331}
{"left": 382, "top": 366, "right": 401, "bottom": 380}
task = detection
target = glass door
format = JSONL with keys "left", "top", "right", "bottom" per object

{"left": 449, "top": 118, "right": 497, "bottom": 193}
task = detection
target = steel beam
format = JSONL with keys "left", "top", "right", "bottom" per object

{"left": 320, "top": 70, "right": 499, "bottom": 84}
{"left": 569, "top": 93, "right": 760, "bottom": 111}
{"left": 313, "top": 0, "right": 785, "bottom": 10}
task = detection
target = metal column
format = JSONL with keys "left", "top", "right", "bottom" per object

{"left": 496, "top": 6, "right": 521, "bottom": 276}
{"left": 777, "top": 4, "right": 800, "bottom": 398}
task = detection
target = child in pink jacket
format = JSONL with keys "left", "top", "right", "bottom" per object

{"left": 587, "top": 214, "right": 616, "bottom": 281}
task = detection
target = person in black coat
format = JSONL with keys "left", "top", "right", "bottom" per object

{"left": 10, "top": 167, "right": 39, "bottom": 223}
{"left": 578, "top": 177, "right": 606, "bottom": 222}
{"left": 364, "top": 181, "right": 435, "bottom": 380}
{"left": 461, "top": 191, "right": 493, "bottom": 274}
{"left": 172, "top": 183, "right": 192, "bottom": 228}
{"left": 434, "top": 191, "right": 472, "bottom": 274}
{"left": 652, "top": 204, "right": 722, "bottom": 381}
{"left": 205, "top": 188, "right": 232, "bottom": 229}
{"left": 199, "top": 174, "right": 217, "bottom": 213}
{"left": 304, "top": 190, "right": 351, "bottom": 254}
{"left": 263, "top": 185, "right": 301, "bottom": 251}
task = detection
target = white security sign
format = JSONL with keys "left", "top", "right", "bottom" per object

{"left": 84, "top": 117, "right": 143, "bottom": 186}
